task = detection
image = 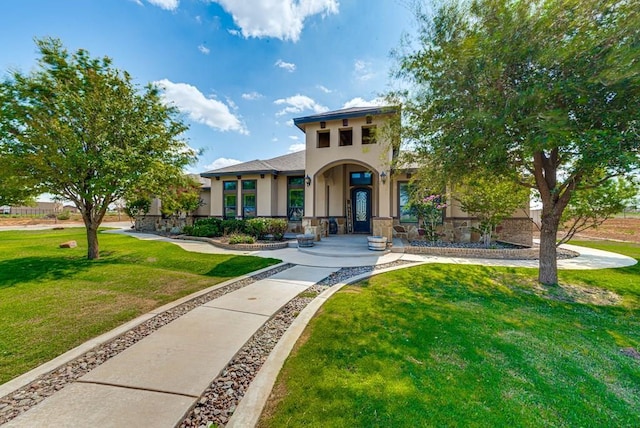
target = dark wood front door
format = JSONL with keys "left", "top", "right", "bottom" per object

{"left": 351, "top": 187, "right": 371, "bottom": 233}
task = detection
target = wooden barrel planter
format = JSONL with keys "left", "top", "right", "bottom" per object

{"left": 367, "top": 236, "right": 387, "bottom": 251}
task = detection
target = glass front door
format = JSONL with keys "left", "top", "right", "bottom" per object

{"left": 351, "top": 187, "right": 371, "bottom": 233}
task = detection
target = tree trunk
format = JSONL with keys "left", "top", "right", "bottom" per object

{"left": 538, "top": 213, "right": 560, "bottom": 285}
{"left": 86, "top": 225, "right": 100, "bottom": 260}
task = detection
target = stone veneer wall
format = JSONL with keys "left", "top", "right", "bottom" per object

{"left": 372, "top": 217, "right": 393, "bottom": 244}
{"left": 134, "top": 215, "right": 193, "bottom": 233}
{"left": 393, "top": 217, "right": 533, "bottom": 247}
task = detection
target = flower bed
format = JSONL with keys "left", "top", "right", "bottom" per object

{"left": 176, "top": 235, "right": 290, "bottom": 251}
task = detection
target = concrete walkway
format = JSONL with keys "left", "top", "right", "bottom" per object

{"left": 1, "top": 227, "right": 635, "bottom": 427}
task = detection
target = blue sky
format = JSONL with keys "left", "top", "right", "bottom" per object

{"left": 1, "top": 0, "right": 415, "bottom": 173}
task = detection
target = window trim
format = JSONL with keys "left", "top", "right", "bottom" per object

{"left": 223, "top": 180, "right": 237, "bottom": 219}
{"left": 349, "top": 171, "right": 373, "bottom": 186}
{"left": 398, "top": 181, "right": 418, "bottom": 223}
{"left": 362, "top": 125, "right": 377, "bottom": 144}
{"left": 241, "top": 179, "right": 257, "bottom": 219}
{"left": 317, "top": 130, "right": 330, "bottom": 148}
{"left": 339, "top": 128, "right": 353, "bottom": 146}
{"left": 287, "top": 176, "right": 305, "bottom": 221}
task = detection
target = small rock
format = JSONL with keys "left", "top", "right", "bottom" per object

{"left": 59, "top": 240, "right": 77, "bottom": 248}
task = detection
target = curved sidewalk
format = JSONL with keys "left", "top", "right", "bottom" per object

{"left": 1, "top": 229, "right": 635, "bottom": 427}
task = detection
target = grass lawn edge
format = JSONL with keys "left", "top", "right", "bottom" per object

{"left": 0, "top": 261, "right": 289, "bottom": 398}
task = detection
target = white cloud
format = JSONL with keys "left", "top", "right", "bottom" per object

{"left": 146, "top": 0, "right": 179, "bottom": 10}
{"left": 204, "top": 157, "right": 243, "bottom": 171}
{"left": 342, "top": 97, "right": 385, "bottom": 109}
{"left": 274, "top": 94, "right": 328, "bottom": 116}
{"left": 228, "top": 29, "right": 241, "bottom": 36}
{"left": 272, "top": 137, "right": 279, "bottom": 142}
{"left": 242, "top": 91, "right": 263, "bottom": 100}
{"left": 288, "top": 143, "right": 305, "bottom": 153}
{"left": 198, "top": 44, "right": 210, "bottom": 55}
{"left": 317, "top": 84, "right": 332, "bottom": 93}
{"left": 353, "top": 59, "right": 375, "bottom": 82}
{"left": 286, "top": 119, "right": 294, "bottom": 127}
{"left": 211, "top": 0, "right": 339, "bottom": 42}
{"left": 289, "top": 135, "right": 299, "bottom": 141}
{"left": 195, "top": 15, "right": 202, "bottom": 23}
{"left": 275, "top": 59, "right": 296, "bottom": 72}
{"left": 154, "top": 79, "right": 248, "bottom": 135}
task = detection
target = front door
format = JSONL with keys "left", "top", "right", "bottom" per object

{"left": 351, "top": 187, "right": 371, "bottom": 233}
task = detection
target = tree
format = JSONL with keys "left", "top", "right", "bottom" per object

{"left": 159, "top": 175, "right": 203, "bottom": 218}
{"left": 0, "top": 38, "right": 196, "bottom": 259}
{"left": 558, "top": 176, "right": 638, "bottom": 245}
{"left": 394, "top": 0, "right": 640, "bottom": 284}
{"left": 455, "top": 173, "right": 530, "bottom": 247}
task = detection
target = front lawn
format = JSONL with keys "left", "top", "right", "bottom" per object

{"left": 0, "top": 228, "right": 279, "bottom": 384}
{"left": 260, "top": 241, "right": 640, "bottom": 427}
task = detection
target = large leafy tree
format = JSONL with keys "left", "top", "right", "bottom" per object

{"left": 0, "top": 38, "right": 196, "bottom": 259}
{"left": 455, "top": 173, "right": 530, "bottom": 247}
{"left": 395, "top": 0, "right": 640, "bottom": 284}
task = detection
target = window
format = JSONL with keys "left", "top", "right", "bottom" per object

{"left": 399, "top": 182, "right": 418, "bottom": 223}
{"left": 339, "top": 128, "right": 353, "bottom": 146}
{"left": 223, "top": 181, "right": 237, "bottom": 219}
{"left": 350, "top": 171, "right": 372, "bottom": 186}
{"left": 242, "top": 180, "right": 257, "bottom": 218}
{"left": 362, "top": 126, "right": 376, "bottom": 144}
{"left": 287, "top": 176, "right": 305, "bottom": 221}
{"left": 317, "top": 131, "right": 330, "bottom": 148}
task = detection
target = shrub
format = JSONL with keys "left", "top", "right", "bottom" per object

{"left": 183, "top": 223, "right": 219, "bottom": 237}
{"left": 193, "top": 218, "right": 223, "bottom": 237}
{"left": 246, "top": 218, "right": 268, "bottom": 240}
{"left": 222, "top": 219, "right": 246, "bottom": 235}
{"left": 228, "top": 234, "right": 255, "bottom": 244}
{"left": 266, "top": 218, "right": 288, "bottom": 241}
{"left": 56, "top": 211, "right": 71, "bottom": 220}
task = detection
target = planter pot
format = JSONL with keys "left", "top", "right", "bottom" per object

{"left": 297, "top": 234, "right": 315, "bottom": 248}
{"left": 368, "top": 235, "right": 387, "bottom": 251}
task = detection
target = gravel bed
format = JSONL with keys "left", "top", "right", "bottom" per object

{"left": 0, "top": 263, "right": 294, "bottom": 425}
{"left": 179, "top": 259, "right": 417, "bottom": 427}
{"left": 410, "top": 240, "right": 526, "bottom": 249}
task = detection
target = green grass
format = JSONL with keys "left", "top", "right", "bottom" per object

{"left": 0, "top": 228, "right": 279, "bottom": 384}
{"left": 261, "top": 241, "right": 640, "bottom": 427}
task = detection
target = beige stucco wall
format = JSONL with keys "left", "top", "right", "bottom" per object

{"left": 302, "top": 114, "right": 394, "bottom": 220}
{"left": 194, "top": 188, "right": 211, "bottom": 216}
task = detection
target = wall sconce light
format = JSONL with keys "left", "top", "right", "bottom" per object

{"left": 380, "top": 171, "right": 387, "bottom": 184}
{"left": 215, "top": 177, "right": 220, "bottom": 181}
{"left": 320, "top": 121, "right": 326, "bottom": 129}
{"left": 305, "top": 175, "right": 312, "bottom": 187}
{"left": 260, "top": 174, "right": 265, "bottom": 179}
{"left": 342, "top": 119, "right": 348, "bottom": 127}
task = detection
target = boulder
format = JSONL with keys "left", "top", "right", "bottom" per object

{"left": 59, "top": 240, "right": 77, "bottom": 249}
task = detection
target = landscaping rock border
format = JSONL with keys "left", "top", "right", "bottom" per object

{"left": 0, "top": 264, "right": 294, "bottom": 425}
{"left": 405, "top": 243, "right": 579, "bottom": 260}
{"left": 179, "top": 259, "right": 416, "bottom": 427}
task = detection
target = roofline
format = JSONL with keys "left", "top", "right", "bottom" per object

{"left": 293, "top": 106, "right": 398, "bottom": 131}
{"left": 201, "top": 169, "right": 306, "bottom": 178}
{"left": 201, "top": 169, "right": 278, "bottom": 178}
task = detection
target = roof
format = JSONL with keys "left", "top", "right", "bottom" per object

{"left": 201, "top": 150, "right": 305, "bottom": 178}
{"left": 293, "top": 105, "right": 398, "bottom": 131}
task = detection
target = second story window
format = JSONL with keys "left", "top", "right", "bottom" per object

{"left": 339, "top": 128, "right": 353, "bottom": 146}
{"left": 362, "top": 126, "right": 376, "bottom": 144}
{"left": 317, "top": 130, "right": 330, "bottom": 148}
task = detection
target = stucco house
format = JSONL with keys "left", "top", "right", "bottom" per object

{"left": 197, "top": 106, "right": 532, "bottom": 246}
